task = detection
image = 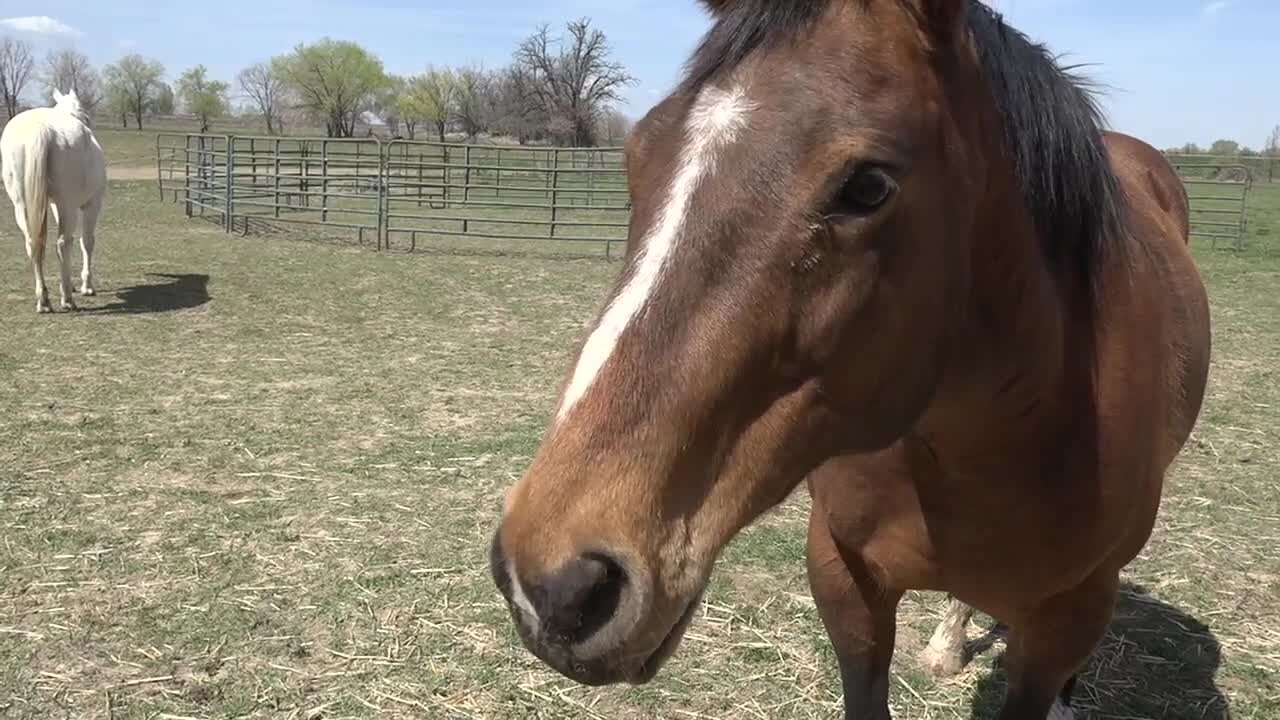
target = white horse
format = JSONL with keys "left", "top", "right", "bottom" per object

{"left": 1, "top": 88, "right": 106, "bottom": 313}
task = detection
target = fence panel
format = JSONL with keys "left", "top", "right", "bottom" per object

{"left": 225, "top": 135, "right": 383, "bottom": 245}
{"left": 381, "top": 140, "right": 629, "bottom": 256}
{"left": 1171, "top": 161, "right": 1252, "bottom": 250}
{"left": 158, "top": 134, "right": 629, "bottom": 255}
{"left": 1166, "top": 153, "right": 1277, "bottom": 184}
{"left": 157, "top": 135, "right": 1263, "bottom": 256}
{"left": 157, "top": 133, "right": 233, "bottom": 225}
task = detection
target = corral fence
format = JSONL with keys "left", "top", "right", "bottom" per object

{"left": 1166, "top": 153, "right": 1278, "bottom": 184}
{"left": 155, "top": 133, "right": 631, "bottom": 257}
{"left": 1168, "top": 159, "right": 1253, "bottom": 250}
{"left": 154, "top": 134, "right": 1268, "bottom": 255}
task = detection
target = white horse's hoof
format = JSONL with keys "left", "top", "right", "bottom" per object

{"left": 80, "top": 286, "right": 96, "bottom": 296}
{"left": 1047, "top": 698, "right": 1075, "bottom": 720}
{"left": 918, "top": 644, "right": 966, "bottom": 678}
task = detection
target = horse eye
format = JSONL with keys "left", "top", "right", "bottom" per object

{"left": 836, "top": 167, "right": 897, "bottom": 214}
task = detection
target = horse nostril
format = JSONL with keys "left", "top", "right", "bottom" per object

{"left": 534, "top": 552, "right": 627, "bottom": 645}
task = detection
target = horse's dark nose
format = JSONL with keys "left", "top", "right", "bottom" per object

{"left": 531, "top": 553, "right": 627, "bottom": 644}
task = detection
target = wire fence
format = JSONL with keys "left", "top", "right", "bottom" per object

{"left": 154, "top": 134, "right": 1271, "bottom": 256}
{"left": 155, "top": 133, "right": 631, "bottom": 257}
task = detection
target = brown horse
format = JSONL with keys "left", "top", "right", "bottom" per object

{"left": 489, "top": 1, "right": 1211, "bottom": 718}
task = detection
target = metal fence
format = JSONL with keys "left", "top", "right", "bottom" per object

{"left": 155, "top": 133, "right": 631, "bottom": 256}
{"left": 1169, "top": 160, "right": 1253, "bottom": 249}
{"left": 155, "top": 133, "right": 1267, "bottom": 256}
{"left": 1166, "top": 153, "right": 1278, "bottom": 184}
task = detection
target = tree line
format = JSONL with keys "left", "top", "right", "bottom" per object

{"left": 0, "top": 18, "right": 636, "bottom": 147}
{"left": 1168, "top": 129, "right": 1280, "bottom": 158}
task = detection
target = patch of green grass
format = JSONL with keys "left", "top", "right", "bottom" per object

{"left": 0, "top": 179, "right": 1277, "bottom": 719}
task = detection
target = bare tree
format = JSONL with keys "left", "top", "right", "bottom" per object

{"left": 452, "top": 65, "right": 490, "bottom": 141}
{"left": 598, "top": 108, "right": 633, "bottom": 145}
{"left": 488, "top": 66, "right": 543, "bottom": 144}
{"left": 1265, "top": 125, "right": 1280, "bottom": 158}
{"left": 102, "top": 54, "right": 165, "bottom": 129}
{"left": 43, "top": 49, "right": 101, "bottom": 116}
{"left": 238, "top": 61, "right": 287, "bottom": 135}
{"left": 514, "top": 18, "right": 636, "bottom": 146}
{"left": 0, "top": 36, "right": 35, "bottom": 117}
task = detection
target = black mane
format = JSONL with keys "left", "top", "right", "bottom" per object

{"left": 682, "top": 0, "right": 1125, "bottom": 285}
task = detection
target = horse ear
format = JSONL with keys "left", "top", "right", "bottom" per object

{"left": 918, "top": 0, "right": 969, "bottom": 43}
{"left": 53, "top": 88, "right": 64, "bottom": 102}
{"left": 700, "top": 0, "right": 733, "bottom": 15}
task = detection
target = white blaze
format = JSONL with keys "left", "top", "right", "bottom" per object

{"left": 508, "top": 559, "right": 540, "bottom": 623}
{"left": 556, "top": 84, "right": 755, "bottom": 423}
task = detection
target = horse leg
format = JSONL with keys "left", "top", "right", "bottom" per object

{"left": 52, "top": 202, "right": 77, "bottom": 311}
{"left": 16, "top": 207, "right": 50, "bottom": 313}
{"left": 996, "top": 570, "right": 1117, "bottom": 720}
{"left": 919, "top": 594, "right": 976, "bottom": 678}
{"left": 79, "top": 194, "right": 101, "bottom": 296}
{"left": 807, "top": 507, "right": 900, "bottom": 720}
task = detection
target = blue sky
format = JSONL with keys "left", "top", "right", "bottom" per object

{"left": 0, "top": 0, "right": 1276, "bottom": 149}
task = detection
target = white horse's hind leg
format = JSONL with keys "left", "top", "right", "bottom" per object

{"left": 14, "top": 203, "right": 51, "bottom": 313}
{"left": 52, "top": 202, "right": 77, "bottom": 311}
{"left": 79, "top": 194, "right": 101, "bottom": 296}
{"left": 919, "top": 594, "right": 976, "bottom": 678}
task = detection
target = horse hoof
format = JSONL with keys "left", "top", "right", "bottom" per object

{"left": 80, "top": 287, "right": 96, "bottom": 297}
{"left": 918, "top": 645, "right": 966, "bottom": 678}
{"left": 36, "top": 304, "right": 51, "bottom": 314}
{"left": 61, "top": 302, "right": 78, "bottom": 312}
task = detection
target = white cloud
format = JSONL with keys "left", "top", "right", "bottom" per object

{"left": 0, "top": 15, "right": 81, "bottom": 36}
{"left": 1202, "top": 0, "right": 1233, "bottom": 16}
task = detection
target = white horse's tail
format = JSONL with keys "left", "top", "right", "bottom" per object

{"left": 20, "top": 126, "right": 51, "bottom": 246}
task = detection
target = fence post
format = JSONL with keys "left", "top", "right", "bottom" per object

{"left": 301, "top": 141, "right": 310, "bottom": 208}
{"left": 273, "top": 138, "right": 282, "bottom": 219}
{"left": 415, "top": 145, "right": 424, "bottom": 208}
{"left": 183, "top": 135, "right": 193, "bottom": 218}
{"left": 443, "top": 146, "right": 451, "bottom": 205}
{"left": 377, "top": 140, "right": 388, "bottom": 252}
{"left": 224, "top": 135, "right": 236, "bottom": 233}
{"left": 550, "top": 148, "right": 560, "bottom": 239}
{"left": 464, "top": 145, "right": 472, "bottom": 204}
{"left": 321, "top": 140, "right": 330, "bottom": 223}
{"left": 155, "top": 135, "right": 164, "bottom": 201}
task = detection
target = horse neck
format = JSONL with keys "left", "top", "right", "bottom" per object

{"left": 914, "top": 155, "right": 1088, "bottom": 477}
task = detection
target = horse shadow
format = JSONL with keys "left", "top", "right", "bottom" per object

{"left": 84, "top": 273, "right": 210, "bottom": 315}
{"left": 968, "top": 583, "right": 1228, "bottom": 719}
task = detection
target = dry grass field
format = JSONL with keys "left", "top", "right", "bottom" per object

{"left": 1, "top": 131, "right": 1278, "bottom": 718}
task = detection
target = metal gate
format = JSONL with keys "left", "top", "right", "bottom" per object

{"left": 1171, "top": 161, "right": 1252, "bottom": 250}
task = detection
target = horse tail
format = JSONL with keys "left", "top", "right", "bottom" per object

{"left": 21, "top": 125, "right": 51, "bottom": 246}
